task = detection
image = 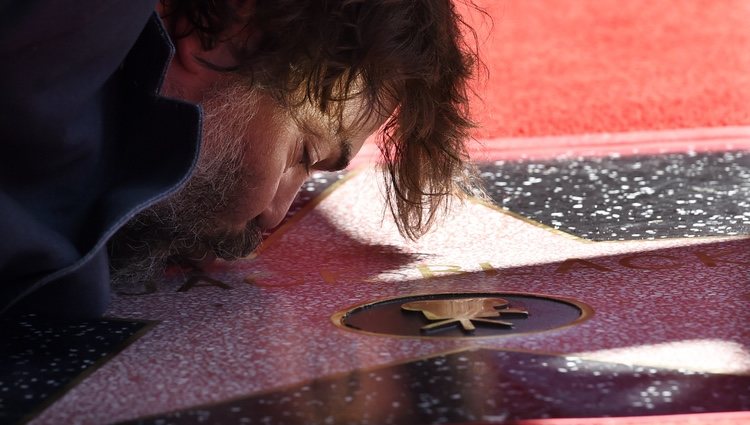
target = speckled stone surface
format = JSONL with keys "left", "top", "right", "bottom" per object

{"left": 24, "top": 129, "right": 750, "bottom": 425}
{"left": 479, "top": 151, "right": 750, "bottom": 241}
{"left": 0, "top": 315, "right": 149, "bottom": 425}
{"left": 117, "top": 349, "right": 750, "bottom": 425}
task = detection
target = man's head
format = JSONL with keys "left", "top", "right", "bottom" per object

{"left": 110, "top": 0, "right": 479, "bottom": 283}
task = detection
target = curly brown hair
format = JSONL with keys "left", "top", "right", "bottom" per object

{"left": 161, "top": 0, "right": 482, "bottom": 239}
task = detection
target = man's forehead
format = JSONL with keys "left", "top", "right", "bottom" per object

{"left": 293, "top": 90, "right": 390, "bottom": 133}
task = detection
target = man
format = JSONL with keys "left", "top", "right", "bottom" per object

{"left": 0, "top": 0, "right": 478, "bottom": 318}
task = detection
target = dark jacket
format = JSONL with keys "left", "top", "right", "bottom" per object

{"left": 0, "top": 2, "right": 201, "bottom": 318}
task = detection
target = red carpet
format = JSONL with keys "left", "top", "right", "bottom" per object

{"left": 468, "top": 0, "right": 750, "bottom": 138}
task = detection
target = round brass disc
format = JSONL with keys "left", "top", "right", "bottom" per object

{"left": 331, "top": 291, "right": 594, "bottom": 339}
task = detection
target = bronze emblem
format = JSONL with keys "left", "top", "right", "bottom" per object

{"left": 332, "top": 292, "right": 594, "bottom": 339}
{"left": 401, "top": 298, "right": 528, "bottom": 332}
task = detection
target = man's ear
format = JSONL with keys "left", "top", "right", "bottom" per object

{"left": 156, "top": 10, "right": 223, "bottom": 100}
{"left": 168, "top": 17, "right": 238, "bottom": 98}
{"left": 174, "top": 31, "right": 239, "bottom": 75}
{"left": 159, "top": 2, "right": 260, "bottom": 101}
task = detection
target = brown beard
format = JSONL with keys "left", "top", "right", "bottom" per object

{"left": 108, "top": 81, "right": 263, "bottom": 286}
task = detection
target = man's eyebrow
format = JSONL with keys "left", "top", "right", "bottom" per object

{"left": 323, "top": 138, "right": 353, "bottom": 172}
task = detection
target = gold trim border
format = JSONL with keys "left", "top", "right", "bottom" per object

{"left": 249, "top": 163, "right": 747, "bottom": 255}
{"left": 330, "top": 291, "right": 595, "bottom": 340}
{"left": 470, "top": 197, "right": 590, "bottom": 242}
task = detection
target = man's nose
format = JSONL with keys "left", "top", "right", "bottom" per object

{"left": 255, "top": 172, "right": 308, "bottom": 230}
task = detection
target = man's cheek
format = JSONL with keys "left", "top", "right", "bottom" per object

{"left": 219, "top": 173, "right": 275, "bottom": 227}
